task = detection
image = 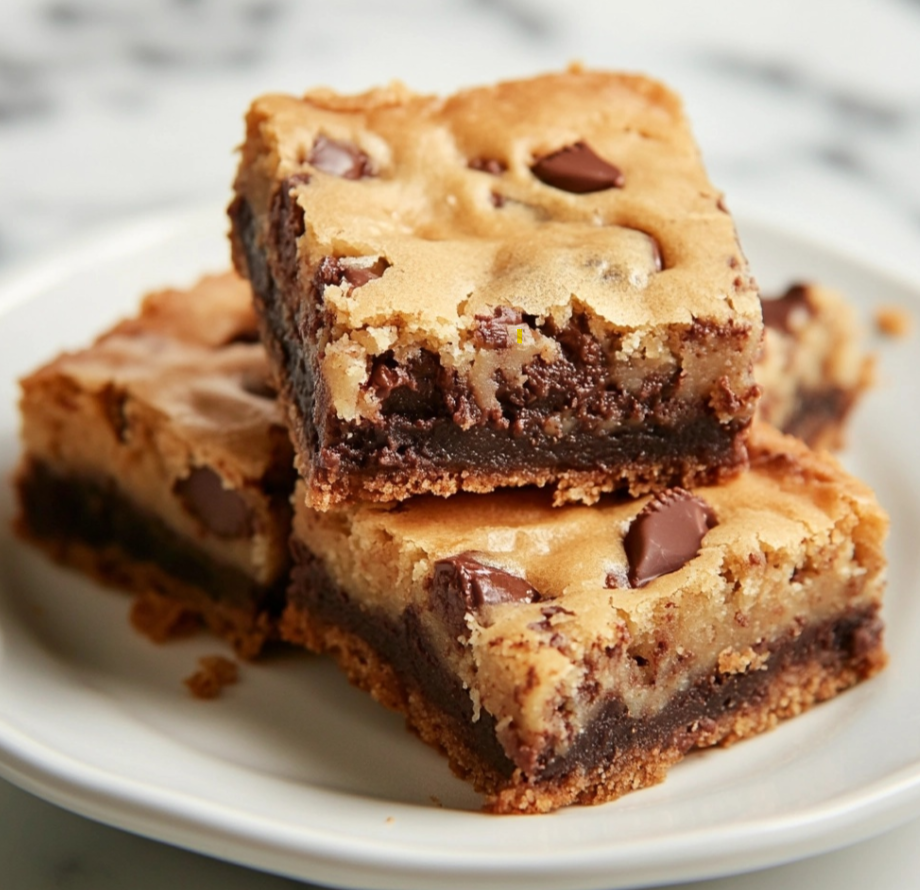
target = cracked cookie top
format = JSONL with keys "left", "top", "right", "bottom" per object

{"left": 235, "top": 68, "right": 761, "bottom": 385}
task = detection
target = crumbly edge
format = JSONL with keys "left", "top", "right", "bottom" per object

{"left": 279, "top": 591, "right": 886, "bottom": 814}
{"left": 13, "top": 458, "right": 281, "bottom": 660}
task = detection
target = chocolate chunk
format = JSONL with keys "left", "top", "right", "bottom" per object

{"left": 315, "top": 256, "right": 389, "bottom": 292}
{"left": 368, "top": 357, "right": 411, "bottom": 401}
{"left": 474, "top": 306, "right": 524, "bottom": 348}
{"left": 469, "top": 157, "right": 507, "bottom": 176}
{"left": 761, "top": 284, "right": 813, "bottom": 333}
{"left": 432, "top": 553, "right": 539, "bottom": 635}
{"left": 308, "top": 135, "right": 373, "bottom": 180}
{"left": 174, "top": 466, "right": 253, "bottom": 538}
{"left": 624, "top": 488, "right": 716, "bottom": 587}
{"left": 342, "top": 266, "right": 382, "bottom": 289}
{"left": 530, "top": 142, "right": 624, "bottom": 193}
{"left": 434, "top": 553, "right": 537, "bottom": 608}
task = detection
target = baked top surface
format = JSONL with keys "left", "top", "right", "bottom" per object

{"left": 20, "top": 272, "right": 286, "bottom": 480}
{"left": 239, "top": 67, "right": 761, "bottom": 341}
{"left": 296, "top": 422, "right": 885, "bottom": 608}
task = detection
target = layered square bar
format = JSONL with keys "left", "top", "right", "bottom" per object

{"left": 757, "top": 283, "right": 873, "bottom": 451}
{"left": 15, "top": 273, "right": 296, "bottom": 658}
{"left": 230, "top": 67, "right": 763, "bottom": 509}
{"left": 281, "top": 423, "right": 887, "bottom": 813}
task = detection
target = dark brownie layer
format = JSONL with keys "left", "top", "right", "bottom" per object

{"left": 286, "top": 539, "right": 513, "bottom": 777}
{"left": 16, "top": 459, "right": 287, "bottom": 620}
{"left": 285, "top": 538, "right": 885, "bottom": 790}
{"left": 230, "top": 193, "right": 752, "bottom": 506}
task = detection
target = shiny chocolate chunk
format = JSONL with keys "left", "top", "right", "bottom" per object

{"left": 469, "top": 157, "right": 507, "bottom": 176}
{"left": 761, "top": 284, "right": 813, "bottom": 334}
{"left": 432, "top": 553, "right": 539, "bottom": 635}
{"left": 174, "top": 466, "right": 253, "bottom": 538}
{"left": 531, "top": 141, "right": 624, "bottom": 193}
{"left": 624, "top": 488, "right": 716, "bottom": 588}
{"left": 308, "top": 135, "right": 373, "bottom": 180}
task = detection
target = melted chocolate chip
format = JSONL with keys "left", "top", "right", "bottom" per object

{"left": 624, "top": 488, "right": 716, "bottom": 588}
{"left": 530, "top": 142, "right": 624, "bottom": 193}
{"left": 368, "top": 357, "right": 411, "bottom": 401}
{"left": 174, "top": 467, "right": 253, "bottom": 538}
{"left": 469, "top": 157, "right": 507, "bottom": 176}
{"left": 431, "top": 553, "right": 539, "bottom": 635}
{"left": 761, "top": 284, "right": 813, "bottom": 334}
{"left": 474, "top": 306, "right": 524, "bottom": 348}
{"left": 308, "top": 135, "right": 373, "bottom": 180}
{"left": 342, "top": 266, "right": 381, "bottom": 288}
{"left": 315, "top": 256, "right": 389, "bottom": 292}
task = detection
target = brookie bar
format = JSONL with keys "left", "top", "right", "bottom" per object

{"left": 229, "top": 66, "right": 763, "bottom": 509}
{"left": 14, "top": 273, "right": 296, "bottom": 658}
{"left": 280, "top": 423, "right": 888, "bottom": 813}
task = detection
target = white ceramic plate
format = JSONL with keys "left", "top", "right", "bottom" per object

{"left": 1, "top": 206, "right": 919, "bottom": 890}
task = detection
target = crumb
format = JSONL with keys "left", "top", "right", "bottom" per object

{"left": 184, "top": 655, "right": 239, "bottom": 699}
{"left": 385, "top": 816, "right": 395, "bottom": 825}
{"left": 717, "top": 646, "right": 769, "bottom": 675}
{"left": 131, "top": 591, "right": 201, "bottom": 643}
{"left": 875, "top": 305, "right": 912, "bottom": 338}
{"left": 429, "top": 795, "right": 443, "bottom": 808}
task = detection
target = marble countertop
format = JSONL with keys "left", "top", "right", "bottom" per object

{"left": 1, "top": 0, "right": 919, "bottom": 887}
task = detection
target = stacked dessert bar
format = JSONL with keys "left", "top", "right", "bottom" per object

{"left": 14, "top": 68, "right": 888, "bottom": 814}
{"left": 15, "top": 273, "right": 296, "bottom": 659}
{"left": 227, "top": 68, "right": 888, "bottom": 812}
